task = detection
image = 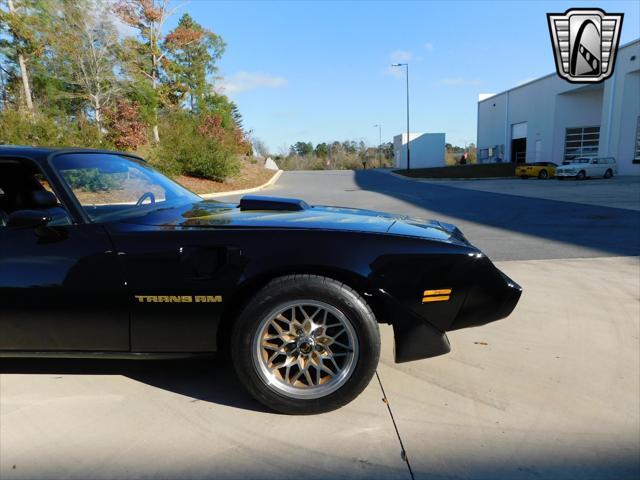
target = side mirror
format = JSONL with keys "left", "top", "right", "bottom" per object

{"left": 7, "top": 210, "right": 51, "bottom": 229}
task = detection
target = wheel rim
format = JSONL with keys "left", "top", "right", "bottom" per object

{"left": 540, "top": 170, "right": 548, "bottom": 179}
{"left": 252, "top": 300, "right": 359, "bottom": 399}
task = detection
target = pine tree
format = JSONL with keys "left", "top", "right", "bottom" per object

{"left": 164, "top": 13, "right": 225, "bottom": 112}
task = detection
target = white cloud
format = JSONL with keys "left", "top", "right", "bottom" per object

{"left": 386, "top": 65, "right": 405, "bottom": 78}
{"left": 440, "top": 77, "right": 481, "bottom": 86}
{"left": 424, "top": 42, "right": 434, "bottom": 51}
{"left": 218, "top": 72, "right": 288, "bottom": 94}
{"left": 390, "top": 50, "right": 413, "bottom": 63}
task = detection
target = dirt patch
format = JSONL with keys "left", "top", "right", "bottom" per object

{"left": 175, "top": 160, "right": 275, "bottom": 194}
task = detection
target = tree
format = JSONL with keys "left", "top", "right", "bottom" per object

{"left": 0, "top": 65, "right": 8, "bottom": 110}
{"left": 341, "top": 140, "right": 357, "bottom": 154}
{"left": 104, "top": 99, "right": 148, "bottom": 150}
{"left": 446, "top": 143, "right": 464, "bottom": 153}
{"left": 381, "top": 142, "right": 394, "bottom": 160}
{"left": 163, "top": 13, "right": 225, "bottom": 112}
{"left": 466, "top": 142, "right": 477, "bottom": 163}
{"left": 314, "top": 142, "right": 328, "bottom": 158}
{"left": 291, "top": 141, "right": 313, "bottom": 156}
{"left": 0, "top": 0, "right": 41, "bottom": 112}
{"left": 251, "top": 136, "right": 270, "bottom": 158}
{"left": 115, "top": 0, "right": 177, "bottom": 143}
{"left": 44, "top": 0, "right": 119, "bottom": 134}
{"left": 229, "top": 101, "right": 243, "bottom": 130}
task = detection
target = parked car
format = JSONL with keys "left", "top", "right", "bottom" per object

{"left": 556, "top": 157, "right": 617, "bottom": 180}
{"left": 515, "top": 162, "right": 558, "bottom": 179}
{"left": 0, "top": 146, "right": 522, "bottom": 414}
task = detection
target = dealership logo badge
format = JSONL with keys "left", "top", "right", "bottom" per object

{"left": 547, "top": 8, "right": 623, "bottom": 84}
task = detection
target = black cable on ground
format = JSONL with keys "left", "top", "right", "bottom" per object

{"left": 375, "top": 370, "right": 415, "bottom": 480}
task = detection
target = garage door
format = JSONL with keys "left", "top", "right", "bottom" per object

{"left": 511, "top": 122, "right": 527, "bottom": 139}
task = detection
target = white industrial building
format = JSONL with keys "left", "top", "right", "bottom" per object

{"left": 393, "top": 133, "right": 445, "bottom": 169}
{"left": 477, "top": 39, "right": 640, "bottom": 175}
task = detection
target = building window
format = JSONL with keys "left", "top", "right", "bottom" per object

{"left": 564, "top": 126, "right": 600, "bottom": 162}
{"left": 634, "top": 117, "right": 640, "bottom": 164}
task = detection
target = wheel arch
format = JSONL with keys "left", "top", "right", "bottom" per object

{"left": 216, "top": 265, "right": 389, "bottom": 352}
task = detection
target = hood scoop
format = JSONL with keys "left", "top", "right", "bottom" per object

{"left": 239, "top": 195, "right": 310, "bottom": 212}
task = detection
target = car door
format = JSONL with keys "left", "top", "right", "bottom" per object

{"left": 591, "top": 159, "right": 604, "bottom": 176}
{"left": 0, "top": 158, "right": 129, "bottom": 352}
{"left": 107, "top": 227, "right": 244, "bottom": 353}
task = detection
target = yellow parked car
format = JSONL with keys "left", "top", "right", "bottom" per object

{"left": 515, "top": 162, "right": 558, "bottom": 179}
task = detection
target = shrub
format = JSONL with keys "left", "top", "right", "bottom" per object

{"left": 154, "top": 112, "right": 239, "bottom": 181}
{"left": 0, "top": 110, "right": 107, "bottom": 148}
{"left": 103, "top": 100, "right": 149, "bottom": 151}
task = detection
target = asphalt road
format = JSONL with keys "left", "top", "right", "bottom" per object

{"left": 219, "top": 170, "right": 640, "bottom": 261}
{"left": 1, "top": 171, "right": 639, "bottom": 480}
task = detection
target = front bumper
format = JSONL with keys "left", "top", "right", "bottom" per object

{"left": 555, "top": 171, "right": 577, "bottom": 177}
{"left": 387, "top": 259, "right": 522, "bottom": 363}
{"left": 449, "top": 269, "right": 522, "bottom": 331}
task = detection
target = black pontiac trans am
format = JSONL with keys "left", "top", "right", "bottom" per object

{"left": 0, "top": 146, "right": 521, "bottom": 414}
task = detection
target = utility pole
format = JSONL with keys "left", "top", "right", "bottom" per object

{"left": 373, "top": 124, "right": 382, "bottom": 167}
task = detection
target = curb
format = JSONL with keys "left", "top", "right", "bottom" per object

{"left": 200, "top": 169, "right": 283, "bottom": 199}
{"left": 386, "top": 170, "right": 512, "bottom": 182}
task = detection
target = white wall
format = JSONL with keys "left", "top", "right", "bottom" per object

{"left": 477, "top": 74, "right": 596, "bottom": 164}
{"left": 477, "top": 39, "right": 640, "bottom": 175}
{"left": 394, "top": 133, "right": 445, "bottom": 169}
{"left": 552, "top": 86, "right": 603, "bottom": 164}
{"left": 599, "top": 41, "right": 640, "bottom": 175}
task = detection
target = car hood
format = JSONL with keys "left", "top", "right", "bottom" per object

{"left": 121, "top": 198, "right": 469, "bottom": 245}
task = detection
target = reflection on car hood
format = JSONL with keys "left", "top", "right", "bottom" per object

{"left": 121, "top": 200, "right": 468, "bottom": 244}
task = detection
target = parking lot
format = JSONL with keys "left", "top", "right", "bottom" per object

{"left": 1, "top": 170, "right": 639, "bottom": 480}
{"left": 407, "top": 175, "right": 640, "bottom": 211}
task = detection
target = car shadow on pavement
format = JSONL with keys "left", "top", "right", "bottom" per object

{"left": 0, "top": 356, "right": 273, "bottom": 413}
{"left": 354, "top": 170, "right": 640, "bottom": 258}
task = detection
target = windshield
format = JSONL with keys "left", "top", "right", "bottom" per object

{"left": 52, "top": 153, "right": 201, "bottom": 222}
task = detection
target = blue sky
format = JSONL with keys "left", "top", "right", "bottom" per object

{"left": 169, "top": 0, "right": 639, "bottom": 153}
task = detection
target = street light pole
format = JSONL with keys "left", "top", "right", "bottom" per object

{"left": 373, "top": 124, "right": 382, "bottom": 167}
{"left": 391, "top": 63, "right": 410, "bottom": 171}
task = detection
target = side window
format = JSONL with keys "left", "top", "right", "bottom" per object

{"left": 32, "top": 173, "right": 72, "bottom": 226}
{"left": 0, "top": 160, "right": 72, "bottom": 227}
{"left": 34, "top": 173, "right": 56, "bottom": 194}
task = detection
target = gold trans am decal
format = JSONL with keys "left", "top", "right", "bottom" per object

{"left": 422, "top": 289, "right": 452, "bottom": 303}
{"left": 134, "top": 295, "right": 222, "bottom": 303}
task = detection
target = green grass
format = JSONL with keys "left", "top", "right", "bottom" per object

{"left": 394, "top": 162, "right": 516, "bottom": 179}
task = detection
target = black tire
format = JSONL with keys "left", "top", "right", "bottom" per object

{"left": 520, "top": 175, "right": 528, "bottom": 179}
{"left": 604, "top": 169, "right": 613, "bottom": 179}
{"left": 576, "top": 170, "right": 586, "bottom": 180}
{"left": 231, "top": 274, "right": 380, "bottom": 414}
{"left": 538, "top": 169, "right": 548, "bottom": 179}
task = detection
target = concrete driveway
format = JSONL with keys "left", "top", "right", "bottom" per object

{"left": 402, "top": 175, "right": 640, "bottom": 211}
{"left": 1, "top": 170, "right": 639, "bottom": 480}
